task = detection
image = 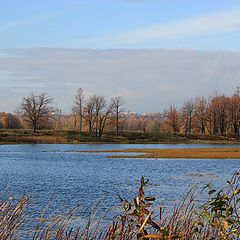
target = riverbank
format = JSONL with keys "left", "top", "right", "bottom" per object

{"left": 0, "top": 129, "right": 240, "bottom": 144}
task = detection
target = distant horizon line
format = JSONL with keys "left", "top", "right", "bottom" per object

{"left": 1, "top": 47, "right": 240, "bottom": 53}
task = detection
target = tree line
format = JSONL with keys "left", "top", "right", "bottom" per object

{"left": 0, "top": 89, "right": 239, "bottom": 137}
{"left": 165, "top": 92, "right": 240, "bottom": 136}
{"left": 9, "top": 89, "right": 125, "bottom": 137}
{"left": 71, "top": 88, "right": 124, "bottom": 137}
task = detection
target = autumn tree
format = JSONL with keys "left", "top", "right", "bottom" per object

{"left": 163, "top": 90, "right": 240, "bottom": 136}
{"left": 149, "top": 114, "right": 164, "bottom": 134}
{"left": 0, "top": 113, "right": 20, "bottom": 129}
{"left": 207, "top": 95, "right": 219, "bottom": 134}
{"left": 180, "top": 100, "right": 195, "bottom": 135}
{"left": 110, "top": 96, "right": 125, "bottom": 136}
{"left": 164, "top": 105, "right": 180, "bottom": 135}
{"left": 216, "top": 95, "right": 230, "bottom": 135}
{"left": 229, "top": 94, "right": 240, "bottom": 135}
{"left": 72, "top": 88, "right": 84, "bottom": 133}
{"left": 0, "top": 113, "right": 8, "bottom": 129}
{"left": 195, "top": 96, "right": 208, "bottom": 133}
{"left": 207, "top": 94, "right": 229, "bottom": 135}
{"left": 17, "top": 92, "right": 54, "bottom": 133}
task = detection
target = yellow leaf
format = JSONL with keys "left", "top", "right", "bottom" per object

{"left": 142, "top": 234, "right": 163, "bottom": 239}
{"left": 139, "top": 212, "right": 151, "bottom": 232}
{"left": 223, "top": 221, "right": 228, "bottom": 231}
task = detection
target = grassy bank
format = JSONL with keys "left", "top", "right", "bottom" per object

{"left": 1, "top": 176, "right": 240, "bottom": 239}
{"left": 83, "top": 147, "right": 240, "bottom": 159}
{"left": 0, "top": 129, "right": 240, "bottom": 144}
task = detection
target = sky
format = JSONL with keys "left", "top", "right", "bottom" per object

{"left": 0, "top": 0, "right": 240, "bottom": 113}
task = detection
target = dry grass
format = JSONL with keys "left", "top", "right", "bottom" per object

{"left": 13, "top": 136, "right": 67, "bottom": 144}
{"left": 0, "top": 129, "right": 240, "bottom": 144}
{"left": 0, "top": 135, "right": 67, "bottom": 144}
{"left": 0, "top": 174, "right": 240, "bottom": 239}
{"left": 81, "top": 147, "right": 240, "bottom": 159}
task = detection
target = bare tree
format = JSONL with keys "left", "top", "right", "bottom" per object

{"left": 72, "top": 88, "right": 84, "bottom": 133}
{"left": 216, "top": 95, "right": 229, "bottom": 135}
{"left": 181, "top": 100, "right": 195, "bottom": 135}
{"left": 207, "top": 95, "right": 219, "bottom": 134}
{"left": 195, "top": 96, "right": 208, "bottom": 133}
{"left": 98, "top": 104, "right": 113, "bottom": 138}
{"left": 17, "top": 92, "right": 54, "bottom": 133}
{"left": 83, "top": 96, "right": 95, "bottom": 133}
{"left": 229, "top": 94, "right": 240, "bottom": 135}
{"left": 164, "top": 105, "right": 180, "bottom": 135}
{"left": 92, "top": 95, "right": 111, "bottom": 137}
{"left": 69, "top": 113, "right": 77, "bottom": 132}
{"left": 207, "top": 93, "right": 230, "bottom": 135}
{"left": 110, "top": 96, "right": 125, "bottom": 136}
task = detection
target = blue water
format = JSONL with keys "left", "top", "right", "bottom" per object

{"left": 0, "top": 143, "right": 239, "bottom": 220}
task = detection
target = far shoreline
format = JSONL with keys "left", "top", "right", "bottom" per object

{"left": 0, "top": 129, "right": 239, "bottom": 145}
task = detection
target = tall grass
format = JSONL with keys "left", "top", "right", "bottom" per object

{"left": 0, "top": 175, "right": 240, "bottom": 239}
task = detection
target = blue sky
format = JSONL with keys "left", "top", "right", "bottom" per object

{"left": 1, "top": 1, "right": 240, "bottom": 113}
{"left": 1, "top": 0, "right": 240, "bottom": 50}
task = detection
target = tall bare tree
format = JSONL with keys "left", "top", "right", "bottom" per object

{"left": 195, "top": 96, "right": 208, "bottom": 133}
{"left": 83, "top": 96, "right": 95, "bottom": 133}
{"left": 216, "top": 95, "right": 229, "bottom": 135}
{"left": 110, "top": 96, "right": 125, "bottom": 136}
{"left": 207, "top": 95, "right": 219, "bottom": 134}
{"left": 229, "top": 94, "right": 240, "bottom": 135}
{"left": 164, "top": 105, "right": 180, "bottom": 135}
{"left": 91, "top": 95, "right": 113, "bottom": 137}
{"left": 72, "top": 88, "right": 84, "bottom": 134}
{"left": 98, "top": 104, "right": 113, "bottom": 137}
{"left": 181, "top": 100, "right": 195, "bottom": 135}
{"left": 17, "top": 92, "right": 54, "bottom": 132}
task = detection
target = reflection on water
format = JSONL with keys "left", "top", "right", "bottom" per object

{"left": 0, "top": 143, "right": 239, "bottom": 220}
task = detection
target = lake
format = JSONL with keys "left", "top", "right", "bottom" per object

{"left": 0, "top": 143, "right": 240, "bottom": 221}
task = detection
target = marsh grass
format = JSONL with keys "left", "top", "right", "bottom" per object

{"left": 0, "top": 129, "right": 239, "bottom": 144}
{"left": 83, "top": 147, "right": 240, "bottom": 159}
{"left": 0, "top": 175, "right": 240, "bottom": 239}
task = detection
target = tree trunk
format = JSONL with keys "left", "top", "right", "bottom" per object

{"left": 33, "top": 121, "right": 37, "bottom": 133}
{"left": 116, "top": 113, "right": 119, "bottom": 136}
{"left": 79, "top": 106, "right": 82, "bottom": 134}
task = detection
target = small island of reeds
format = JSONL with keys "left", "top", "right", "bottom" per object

{"left": 82, "top": 147, "right": 240, "bottom": 159}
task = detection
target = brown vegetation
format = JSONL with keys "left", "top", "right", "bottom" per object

{"left": 0, "top": 129, "right": 240, "bottom": 144}
{"left": 1, "top": 89, "right": 240, "bottom": 142}
{"left": 82, "top": 147, "right": 240, "bottom": 159}
{"left": 16, "top": 92, "right": 54, "bottom": 133}
{"left": 1, "top": 176, "right": 240, "bottom": 239}
{"left": 165, "top": 93, "right": 240, "bottom": 136}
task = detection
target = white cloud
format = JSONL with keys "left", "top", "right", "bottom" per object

{"left": 0, "top": 48, "right": 239, "bottom": 113}
{"left": 95, "top": 9, "right": 240, "bottom": 46}
{"left": 0, "top": 13, "right": 61, "bottom": 33}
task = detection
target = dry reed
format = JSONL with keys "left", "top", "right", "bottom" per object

{"left": 81, "top": 147, "right": 240, "bottom": 159}
{"left": 0, "top": 174, "right": 239, "bottom": 239}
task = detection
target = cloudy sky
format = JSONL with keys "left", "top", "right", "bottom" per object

{"left": 0, "top": 0, "right": 240, "bottom": 113}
